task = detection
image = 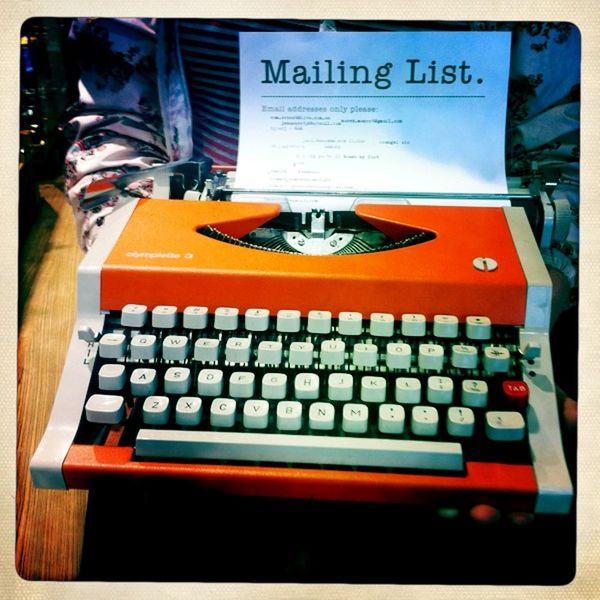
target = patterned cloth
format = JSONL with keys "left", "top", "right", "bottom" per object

{"left": 62, "top": 18, "right": 580, "bottom": 291}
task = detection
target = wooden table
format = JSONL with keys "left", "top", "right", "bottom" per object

{"left": 16, "top": 182, "right": 87, "bottom": 580}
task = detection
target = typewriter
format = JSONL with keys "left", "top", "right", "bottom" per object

{"left": 29, "top": 157, "right": 574, "bottom": 516}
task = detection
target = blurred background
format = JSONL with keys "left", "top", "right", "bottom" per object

{"left": 19, "top": 18, "right": 76, "bottom": 246}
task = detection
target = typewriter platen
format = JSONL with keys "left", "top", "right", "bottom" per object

{"left": 29, "top": 164, "right": 573, "bottom": 516}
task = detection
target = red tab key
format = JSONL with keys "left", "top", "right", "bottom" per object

{"left": 502, "top": 380, "right": 529, "bottom": 410}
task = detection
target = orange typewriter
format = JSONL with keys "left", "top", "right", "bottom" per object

{"left": 30, "top": 176, "right": 573, "bottom": 515}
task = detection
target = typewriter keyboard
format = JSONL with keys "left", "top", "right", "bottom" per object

{"left": 77, "top": 305, "right": 532, "bottom": 474}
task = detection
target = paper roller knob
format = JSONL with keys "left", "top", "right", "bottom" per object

{"left": 552, "top": 197, "right": 572, "bottom": 243}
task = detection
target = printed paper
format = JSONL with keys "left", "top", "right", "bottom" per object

{"left": 236, "top": 31, "right": 511, "bottom": 199}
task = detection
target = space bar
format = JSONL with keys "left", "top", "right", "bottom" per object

{"left": 135, "top": 430, "right": 464, "bottom": 471}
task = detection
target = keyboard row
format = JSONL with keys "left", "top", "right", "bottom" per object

{"left": 98, "top": 335, "right": 516, "bottom": 372}
{"left": 86, "top": 394, "right": 526, "bottom": 442}
{"left": 95, "top": 365, "right": 529, "bottom": 409}
{"left": 116, "top": 304, "right": 496, "bottom": 339}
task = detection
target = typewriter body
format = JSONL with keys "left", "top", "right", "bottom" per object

{"left": 29, "top": 168, "right": 573, "bottom": 515}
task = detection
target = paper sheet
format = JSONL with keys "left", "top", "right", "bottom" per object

{"left": 236, "top": 31, "right": 511, "bottom": 201}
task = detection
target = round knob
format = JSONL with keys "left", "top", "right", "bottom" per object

{"left": 552, "top": 197, "right": 572, "bottom": 243}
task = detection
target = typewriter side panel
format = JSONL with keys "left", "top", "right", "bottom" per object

{"left": 503, "top": 207, "right": 573, "bottom": 514}
{"left": 29, "top": 201, "right": 138, "bottom": 488}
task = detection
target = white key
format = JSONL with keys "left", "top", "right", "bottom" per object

{"left": 130, "top": 334, "right": 157, "bottom": 360}
{"left": 320, "top": 340, "right": 345, "bottom": 366}
{"left": 175, "top": 396, "right": 202, "bottom": 426}
{"left": 466, "top": 316, "right": 492, "bottom": 340}
{"left": 485, "top": 411, "right": 526, "bottom": 441}
{"left": 99, "top": 333, "right": 126, "bottom": 359}
{"left": 257, "top": 340, "right": 283, "bottom": 365}
{"left": 451, "top": 344, "right": 478, "bottom": 369}
{"left": 338, "top": 311, "right": 362, "bottom": 335}
{"left": 197, "top": 368, "right": 224, "bottom": 396}
{"left": 243, "top": 399, "right": 270, "bottom": 429}
{"left": 183, "top": 306, "right": 208, "bottom": 329}
{"left": 276, "top": 401, "right": 303, "bottom": 431}
{"left": 136, "top": 430, "right": 464, "bottom": 471}
{"left": 194, "top": 338, "right": 220, "bottom": 362}
{"left": 427, "top": 376, "right": 454, "bottom": 404}
{"left": 277, "top": 309, "right": 301, "bottom": 333}
{"left": 433, "top": 314, "right": 459, "bottom": 338}
{"left": 143, "top": 396, "right": 170, "bottom": 425}
{"left": 386, "top": 343, "right": 411, "bottom": 369}
{"left": 327, "top": 373, "right": 354, "bottom": 401}
{"left": 229, "top": 371, "right": 255, "bottom": 398}
{"left": 461, "top": 379, "right": 488, "bottom": 408}
{"left": 401, "top": 313, "right": 427, "bottom": 337}
{"left": 244, "top": 308, "right": 270, "bottom": 332}
{"left": 309, "top": 402, "right": 335, "bottom": 430}
{"left": 261, "top": 373, "right": 287, "bottom": 400}
{"left": 307, "top": 310, "right": 332, "bottom": 334}
{"left": 342, "top": 403, "right": 369, "bottom": 434}
{"left": 418, "top": 344, "right": 444, "bottom": 370}
{"left": 98, "top": 364, "right": 126, "bottom": 391}
{"left": 353, "top": 343, "right": 378, "bottom": 367}
{"left": 121, "top": 304, "right": 148, "bottom": 328}
{"left": 130, "top": 368, "right": 157, "bottom": 396}
{"left": 162, "top": 335, "right": 189, "bottom": 361}
{"left": 152, "top": 305, "right": 178, "bottom": 328}
{"left": 210, "top": 398, "right": 237, "bottom": 427}
{"left": 294, "top": 373, "right": 320, "bottom": 399}
{"left": 225, "top": 337, "right": 252, "bottom": 363}
{"left": 214, "top": 307, "right": 239, "bottom": 331}
{"left": 378, "top": 404, "right": 405, "bottom": 434}
{"left": 288, "top": 342, "right": 314, "bottom": 367}
{"left": 360, "top": 376, "right": 387, "bottom": 403}
{"left": 411, "top": 406, "right": 439, "bottom": 436}
{"left": 447, "top": 407, "right": 475, "bottom": 437}
{"left": 85, "top": 394, "right": 125, "bottom": 424}
{"left": 395, "top": 377, "right": 421, "bottom": 404}
{"left": 483, "top": 346, "right": 511, "bottom": 373}
{"left": 369, "top": 312, "right": 394, "bottom": 337}
{"left": 164, "top": 367, "right": 191, "bottom": 394}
